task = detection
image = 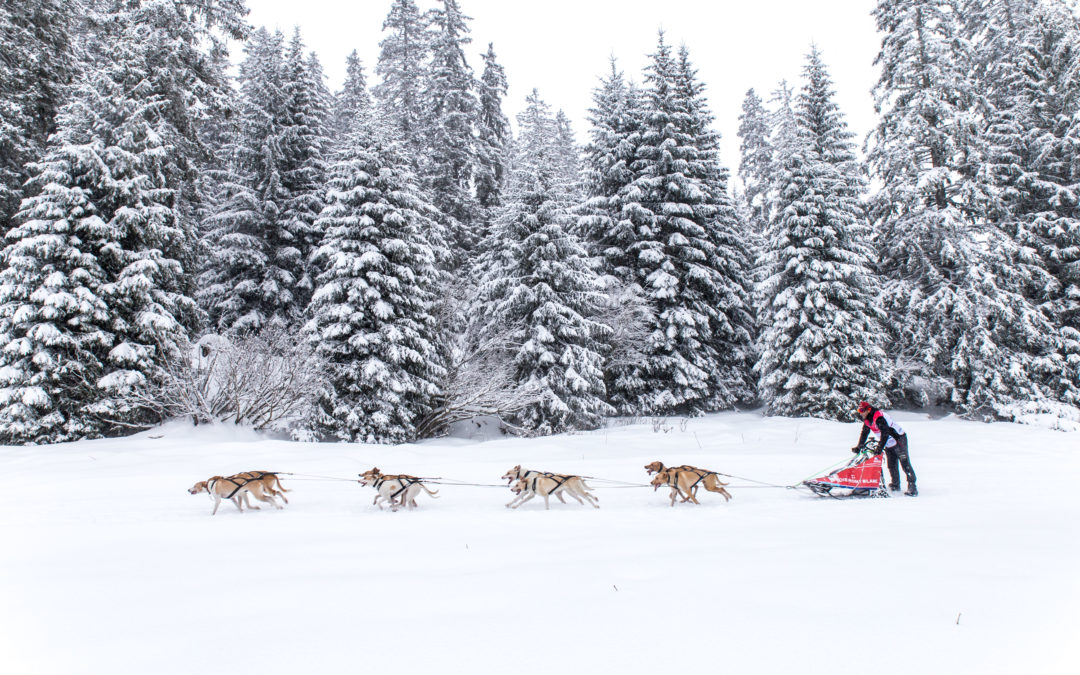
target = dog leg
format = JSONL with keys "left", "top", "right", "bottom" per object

{"left": 511, "top": 492, "right": 535, "bottom": 509}
{"left": 211, "top": 495, "right": 222, "bottom": 515}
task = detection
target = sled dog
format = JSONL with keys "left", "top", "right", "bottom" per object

{"left": 188, "top": 472, "right": 285, "bottom": 515}
{"left": 507, "top": 473, "right": 599, "bottom": 510}
{"left": 650, "top": 466, "right": 732, "bottom": 506}
{"left": 358, "top": 467, "right": 439, "bottom": 511}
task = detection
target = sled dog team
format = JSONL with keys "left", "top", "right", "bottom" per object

{"left": 187, "top": 462, "right": 732, "bottom": 515}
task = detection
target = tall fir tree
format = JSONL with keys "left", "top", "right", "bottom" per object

{"left": 306, "top": 120, "right": 445, "bottom": 443}
{"left": 612, "top": 34, "right": 754, "bottom": 414}
{"left": 0, "top": 0, "right": 80, "bottom": 236}
{"left": 737, "top": 88, "right": 772, "bottom": 235}
{"left": 423, "top": 0, "right": 482, "bottom": 251}
{"left": 756, "top": 48, "right": 886, "bottom": 420}
{"left": 475, "top": 43, "right": 510, "bottom": 214}
{"left": 971, "top": 0, "right": 1080, "bottom": 407}
{"left": 199, "top": 27, "right": 327, "bottom": 332}
{"left": 580, "top": 58, "right": 645, "bottom": 283}
{"left": 280, "top": 30, "right": 329, "bottom": 312}
{"left": 334, "top": 50, "right": 372, "bottom": 140}
{"left": 869, "top": 0, "right": 1055, "bottom": 417}
{"left": 0, "top": 6, "right": 212, "bottom": 441}
{"left": 473, "top": 90, "right": 611, "bottom": 433}
{"left": 373, "top": 0, "right": 430, "bottom": 164}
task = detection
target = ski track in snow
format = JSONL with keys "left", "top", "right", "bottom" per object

{"left": 0, "top": 411, "right": 1076, "bottom": 674}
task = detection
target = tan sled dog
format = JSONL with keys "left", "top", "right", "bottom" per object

{"left": 359, "top": 467, "right": 439, "bottom": 511}
{"left": 188, "top": 473, "right": 284, "bottom": 515}
{"left": 233, "top": 471, "right": 290, "bottom": 504}
{"left": 507, "top": 473, "right": 599, "bottom": 510}
{"left": 650, "top": 466, "right": 732, "bottom": 506}
{"left": 501, "top": 465, "right": 576, "bottom": 505}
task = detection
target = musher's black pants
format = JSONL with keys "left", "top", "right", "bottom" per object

{"left": 884, "top": 434, "right": 916, "bottom": 488}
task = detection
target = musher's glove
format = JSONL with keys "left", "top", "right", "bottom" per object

{"left": 851, "top": 446, "right": 860, "bottom": 453}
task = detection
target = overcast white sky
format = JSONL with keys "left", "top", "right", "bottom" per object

{"left": 244, "top": 0, "right": 881, "bottom": 172}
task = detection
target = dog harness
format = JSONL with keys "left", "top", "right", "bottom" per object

{"left": 372, "top": 474, "right": 424, "bottom": 501}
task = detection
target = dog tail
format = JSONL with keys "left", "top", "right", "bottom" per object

{"left": 272, "top": 475, "right": 291, "bottom": 492}
{"left": 420, "top": 483, "right": 440, "bottom": 498}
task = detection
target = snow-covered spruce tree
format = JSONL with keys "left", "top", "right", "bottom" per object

{"left": 422, "top": 0, "right": 481, "bottom": 252}
{"left": 673, "top": 45, "right": 757, "bottom": 407}
{"left": 334, "top": 50, "right": 373, "bottom": 141}
{"left": 472, "top": 89, "right": 612, "bottom": 434}
{"left": 0, "top": 125, "right": 112, "bottom": 443}
{"left": 279, "top": 30, "right": 330, "bottom": 313}
{"left": 737, "top": 88, "right": 772, "bottom": 236}
{"left": 971, "top": 0, "right": 1080, "bottom": 407}
{"left": 0, "top": 13, "right": 204, "bottom": 440}
{"left": 579, "top": 58, "right": 645, "bottom": 280}
{"left": 553, "top": 110, "right": 585, "bottom": 205}
{"left": 199, "top": 27, "right": 327, "bottom": 332}
{"left": 869, "top": 0, "right": 1053, "bottom": 417}
{"left": 374, "top": 0, "right": 430, "bottom": 166}
{"left": 0, "top": 0, "right": 79, "bottom": 236}
{"left": 475, "top": 43, "right": 511, "bottom": 214}
{"left": 756, "top": 48, "right": 886, "bottom": 420}
{"left": 198, "top": 28, "right": 287, "bottom": 331}
{"left": 305, "top": 119, "right": 445, "bottom": 444}
{"left": 612, "top": 34, "right": 754, "bottom": 415}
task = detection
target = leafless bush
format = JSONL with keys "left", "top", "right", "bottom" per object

{"left": 416, "top": 313, "right": 546, "bottom": 439}
{"left": 135, "top": 326, "right": 326, "bottom": 434}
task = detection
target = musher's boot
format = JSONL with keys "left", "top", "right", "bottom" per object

{"left": 889, "top": 483, "right": 900, "bottom": 492}
{"left": 904, "top": 484, "right": 918, "bottom": 497}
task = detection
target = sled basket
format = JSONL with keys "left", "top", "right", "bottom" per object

{"left": 803, "top": 445, "right": 889, "bottom": 498}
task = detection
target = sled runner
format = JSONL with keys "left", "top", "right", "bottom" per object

{"left": 803, "top": 442, "right": 889, "bottom": 499}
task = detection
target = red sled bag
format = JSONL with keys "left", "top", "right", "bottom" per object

{"left": 803, "top": 449, "right": 889, "bottom": 498}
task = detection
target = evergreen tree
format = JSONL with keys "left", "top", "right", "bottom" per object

{"left": 973, "top": 0, "right": 1080, "bottom": 406}
{"left": 673, "top": 45, "right": 758, "bottom": 406}
{"left": 756, "top": 48, "right": 886, "bottom": 420}
{"left": 280, "top": 30, "right": 329, "bottom": 311}
{"left": 869, "top": 0, "right": 1053, "bottom": 416}
{"left": 334, "top": 50, "right": 372, "bottom": 139}
{"left": 613, "top": 34, "right": 754, "bottom": 414}
{"left": 475, "top": 43, "right": 510, "bottom": 213}
{"left": 199, "top": 27, "right": 327, "bottom": 332}
{"left": 0, "top": 0, "right": 79, "bottom": 235}
{"left": 473, "top": 90, "right": 611, "bottom": 433}
{"left": 374, "top": 0, "right": 430, "bottom": 163}
{"left": 198, "top": 28, "right": 289, "bottom": 332}
{"left": 579, "top": 58, "right": 644, "bottom": 282}
{"left": 306, "top": 121, "right": 445, "bottom": 443}
{"left": 0, "top": 8, "right": 206, "bottom": 440}
{"left": 737, "top": 88, "right": 772, "bottom": 235}
{"left": 423, "top": 0, "right": 481, "bottom": 250}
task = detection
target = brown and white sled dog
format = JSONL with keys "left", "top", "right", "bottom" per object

{"left": 501, "top": 465, "right": 576, "bottom": 506}
{"left": 507, "top": 473, "right": 599, "bottom": 510}
{"left": 358, "top": 467, "right": 439, "bottom": 511}
{"left": 650, "top": 466, "right": 732, "bottom": 506}
{"left": 188, "top": 471, "right": 287, "bottom": 515}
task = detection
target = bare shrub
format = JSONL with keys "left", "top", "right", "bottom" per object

{"left": 133, "top": 326, "right": 326, "bottom": 434}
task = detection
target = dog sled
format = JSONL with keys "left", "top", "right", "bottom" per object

{"left": 802, "top": 442, "right": 889, "bottom": 499}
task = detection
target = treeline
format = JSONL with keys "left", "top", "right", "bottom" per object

{"left": 0, "top": 0, "right": 1077, "bottom": 446}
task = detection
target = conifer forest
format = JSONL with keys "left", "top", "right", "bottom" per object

{"left": 1, "top": 0, "right": 1079, "bottom": 445}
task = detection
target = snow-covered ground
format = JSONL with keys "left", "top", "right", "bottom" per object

{"left": 1, "top": 411, "right": 1076, "bottom": 674}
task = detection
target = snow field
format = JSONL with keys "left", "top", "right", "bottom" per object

{"left": 0, "top": 411, "right": 1077, "bottom": 674}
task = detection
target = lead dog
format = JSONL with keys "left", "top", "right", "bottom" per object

{"left": 650, "top": 466, "right": 732, "bottom": 506}
{"left": 358, "top": 467, "right": 439, "bottom": 511}
{"left": 188, "top": 472, "right": 285, "bottom": 515}
{"left": 507, "top": 473, "right": 599, "bottom": 510}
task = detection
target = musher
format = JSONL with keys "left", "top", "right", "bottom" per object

{"left": 852, "top": 401, "right": 917, "bottom": 496}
